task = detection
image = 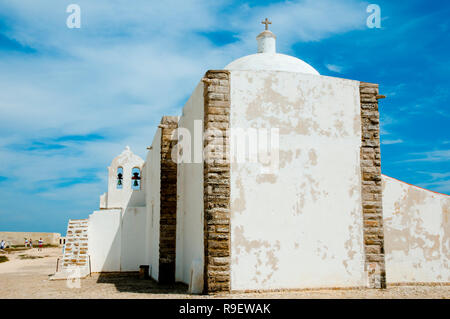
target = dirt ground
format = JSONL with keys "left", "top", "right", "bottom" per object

{"left": 0, "top": 247, "right": 448, "bottom": 299}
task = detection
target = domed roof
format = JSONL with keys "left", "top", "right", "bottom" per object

{"left": 225, "top": 52, "right": 320, "bottom": 75}
{"left": 224, "top": 22, "right": 319, "bottom": 75}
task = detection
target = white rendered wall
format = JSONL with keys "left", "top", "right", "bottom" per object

{"left": 105, "top": 147, "right": 144, "bottom": 209}
{"left": 229, "top": 70, "right": 366, "bottom": 290}
{"left": 88, "top": 209, "right": 122, "bottom": 272}
{"left": 99, "top": 193, "right": 107, "bottom": 209}
{"left": 120, "top": 206, "right": 147, "bottom": 271}
{"left": 383, "top": 175, "right": 450, "bottom": 283}
{"left": 175, "top": 81, "right": 205, "bottom": 285}
{"left": 144, "top": 129, "right": 161, "bottom": 281}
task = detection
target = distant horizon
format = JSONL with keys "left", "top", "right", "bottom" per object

{"left": 0, "top": 230, "right": 63, "bottom": 235}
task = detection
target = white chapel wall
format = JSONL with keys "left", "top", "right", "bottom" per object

{"left": 175, "top": 81, "right": 205, "bottom": 285}
{"left": 88, "top": 209, "right": 122, "bottom": 272}
{"left": 229, "top": 70, "right": 366, "bottom": 290}
{"left": 119, "top": 159, "right": 147, "bottom": 271}
{"left": 120, "top": 206, "right": 147, "bottom": 271}
{"left": 383, "top": 175, "right": 450, "bottom": 283}
{"left": 144, "top": 129, "right": 162, "bottom": 280}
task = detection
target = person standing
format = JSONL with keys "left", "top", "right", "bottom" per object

{"left": 29, "top": 239, "right": 33, "bottom": 249}
{"left": 0, "top": 240, "right": 5, "bottom": 250}
{"left": 25, "top": 238, "right": 29, "bottom": 248}
{"left": 38, "top": 238, "right": 43, "bottom": 251}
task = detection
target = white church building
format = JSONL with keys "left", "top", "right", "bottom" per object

{"left": 53, "top": 22, "right": 450, "bottom": 294}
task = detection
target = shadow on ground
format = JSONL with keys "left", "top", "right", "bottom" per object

{"left": 96, "top": 272, "right": 189, "bottom": 294}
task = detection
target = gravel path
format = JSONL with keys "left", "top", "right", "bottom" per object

{"left": 0, "top": 247, "right": 448, "bottom": 299}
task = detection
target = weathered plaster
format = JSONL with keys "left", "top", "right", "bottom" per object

{"left": 230, "top": 70, "right": 366, "bottom": 290}
{"left": 383, "top": 175, "right": 450, "bottom": 283}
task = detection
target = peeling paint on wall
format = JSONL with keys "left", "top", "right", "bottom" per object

{"left": 279, "top": 150, "right": 293, "bottom": 169}
{"left": 308, "top": 149, "right": 317, "bottom": 166}
{"left": 233, "top": 225, "right": 280, "bottom": 285}
{"left": 240, "top": 72, "right": 358, "bottom": 138}
{"left": 383, "top": 175, "right": 450, "bottom": 283}
{"left": 230, "top": 70, "right": 366, "bottom": 290}
{"left": 256, "top": 174, "right": 277, "bottom": 184}
{"left": 232, "top": 176, "right": 246, "bottom": 214}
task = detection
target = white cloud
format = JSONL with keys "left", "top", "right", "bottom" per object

{"left": 405, "top": 150, "right": 450, "bottom": 162}
{"left": 325, "top": 64, "right": 344, "bottom": 73}
{"left": 382, "top": 139, "right": 403, "bottom": 145}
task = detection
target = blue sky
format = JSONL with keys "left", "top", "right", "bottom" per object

{"left": 0, "top": 0, "right": 449, "bottom": 235}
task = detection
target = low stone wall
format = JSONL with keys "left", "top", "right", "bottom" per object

{"left": 0, "top": 231, "right": 61, "bottom": 246}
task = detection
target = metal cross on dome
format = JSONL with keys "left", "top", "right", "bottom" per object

{"left": 262, "top": 18, "right": 271, "bottom": 30}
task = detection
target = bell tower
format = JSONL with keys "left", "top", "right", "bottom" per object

{"left": 99, "top": 146, "right": 144, "bottom": 209}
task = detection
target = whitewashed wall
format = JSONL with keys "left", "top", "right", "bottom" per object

{"left": 120, "top": 206, "right": 147, "bottom": 271}
{"left": 88, "top": 209, "right": 122, "bottom": 272}
{"left": 229, "top": 70, "right": 366, "bottom": 290}
{"left": 144, "top": 129, "right": 161, "bottom": 281}
{"left": 175, "top": 81, "right": 204, "bottom": 285}
{"left": 104, "top": 147, "right": 144, "bottom": 209}
{"left": 383, "top": 175, "right": 450, "bottom": 283}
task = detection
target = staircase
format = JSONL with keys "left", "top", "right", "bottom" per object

{"left": 50, "top": 219, "right": 90, "bottom": 280}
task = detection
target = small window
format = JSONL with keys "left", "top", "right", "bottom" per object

{"left": 131, "top": 167, "right": 141, "bottom": 190}
{"left": 117, "top": 167, "right": 123, "bottom": 189}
